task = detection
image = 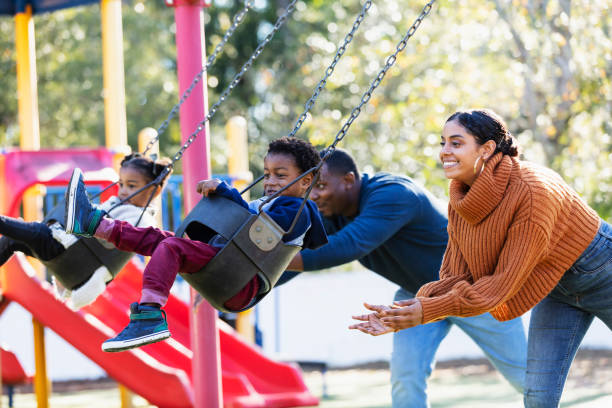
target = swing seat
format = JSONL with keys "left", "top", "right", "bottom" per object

{"left": 175, "top": 195, "right": 300, "bottom": 313}
{"left": 41, "top": 201, "right": 133, "bottom": 290}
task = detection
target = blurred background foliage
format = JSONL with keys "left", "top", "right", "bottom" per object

{"left": 0, "top": 0, "right": 610, "bottom": 218}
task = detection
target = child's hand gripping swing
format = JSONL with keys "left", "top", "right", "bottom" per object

{"left": 65, "top": 137, "right": 327, "bottom": 352}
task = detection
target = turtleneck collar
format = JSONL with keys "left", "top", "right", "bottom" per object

{"left": 449, "top": 152, "right": 513, "bottom": 224}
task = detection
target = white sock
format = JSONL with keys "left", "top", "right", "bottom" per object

{"left": 70, "top": 267, "right": 111, "bottom": 310}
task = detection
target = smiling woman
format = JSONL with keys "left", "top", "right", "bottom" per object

{"left": 351, "top": 108, "right": 612, "bottom": 408}
{"left": 439, "top": 109, "right": 518, "bottom": 186}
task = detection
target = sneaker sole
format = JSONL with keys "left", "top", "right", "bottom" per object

{"left": 65, "top": 168, "right": 83, "bottom": 234}
{"left": 101, "top": 330, "right": 171, "bottom": 353}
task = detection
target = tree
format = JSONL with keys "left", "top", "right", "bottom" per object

{"left": 1, "top": 0, "right": 610, "bottom": 217}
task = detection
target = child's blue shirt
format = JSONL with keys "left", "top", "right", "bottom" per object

{"left": 213, "top": 181, "right": 327, "bottom": 250}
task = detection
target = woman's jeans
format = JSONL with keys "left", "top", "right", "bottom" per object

{"left": 524, "top": 220, "right": 612, "bottom": 408}
{"left": 0, "top": 215, "right": 65, "bottom": 265}
{"left": 391, "top": 287, "right": 527, "bottom": 408}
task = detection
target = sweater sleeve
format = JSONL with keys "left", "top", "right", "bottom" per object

{"left": 416, "top": 234, "right": 471, "bottom": 298}
{"left": 418, "top": 221, "right": 549, "bottom": 324}
{"left": 301, "top": 185, "right": 419, "bottom": 270}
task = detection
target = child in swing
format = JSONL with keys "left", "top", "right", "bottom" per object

{"left": 65, "top": 136, "right": 327, "bottom": 352}
{"left": 0, "top": 153, "right": 171, "bottom": 309}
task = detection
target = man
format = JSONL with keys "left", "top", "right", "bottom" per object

{"left": 286, "top": 148, "right": 526, "bottom": 408}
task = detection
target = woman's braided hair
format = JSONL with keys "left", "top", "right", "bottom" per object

{"left": 446, "top": 109, "right": 519, "bottom": 157}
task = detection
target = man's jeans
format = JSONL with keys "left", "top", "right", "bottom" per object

{"left": 391, "top": 287, "right": 527, "bottom": 408}
{"left": 524, "top": 219, "right": 612, "bottom": 408}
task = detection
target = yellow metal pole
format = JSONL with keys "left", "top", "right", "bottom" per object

{"left": 32, "top": 315, "right": 49, "bottom": 408}
{"left": 16, "top": 6, "right": 49, "bottom": 407}
{"left": 101, "top": 0, "right": 128, "bottom": 149}
{"left": 226, "top": 116, "right": 255, "bottom": 343}
{"left": 0, "top": 344, "right": 2, "bottom": 408}
{"left": 15, "top": 5, "right": 40, "bottom": 147}
{"left": 118, "top": 384, "right": 135, "bottom": 408}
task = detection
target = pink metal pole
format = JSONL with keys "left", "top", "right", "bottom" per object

{"left": 168, "top": 0, "right": 221, "bottom": 406}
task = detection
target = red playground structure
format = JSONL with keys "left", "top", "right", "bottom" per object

{"left": 0, "top": 149, "right": 318, "bottom": 407}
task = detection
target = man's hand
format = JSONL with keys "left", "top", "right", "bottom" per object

{"left": 348, "top": 303, "right": 395, "bottom": 336}
{"left": 196, "top": 179, "right": 222, "bottom": 197}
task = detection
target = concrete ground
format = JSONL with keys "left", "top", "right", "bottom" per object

{"left": 2, "top": 349, "right": 611, "bottom": 408}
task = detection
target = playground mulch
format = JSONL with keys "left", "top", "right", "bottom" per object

{"left": 3, "top": 348, "right": 611, "bottom": 408}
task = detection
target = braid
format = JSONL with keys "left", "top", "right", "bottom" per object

{"left": 446, "top": 109, "right": 519, "bottom": 157}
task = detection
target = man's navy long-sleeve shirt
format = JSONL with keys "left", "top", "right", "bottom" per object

{"left": 300, "top": 173, "right": 449, "bottom": 294}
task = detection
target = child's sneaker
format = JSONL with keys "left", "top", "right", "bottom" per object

{"left": 64, "top": 168, "right": 106, "bottom": 237}
{"left": 102, "top": 303, "right": 170, "bottom": 352}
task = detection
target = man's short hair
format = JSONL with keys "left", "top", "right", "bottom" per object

{"left": 320, "top": 148, "right": 360, "bottom": 180}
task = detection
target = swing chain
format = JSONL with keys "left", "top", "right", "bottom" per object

{"left": 168, "top": 0, "right": 299, "bottom": 168}
{"left": 324, "top": 0, "right": 436, "bottom": 157}
{"left": 287, "top": 0, "right": 373, "bottom": 139}
{"left": 142, "top": 0, "right": 256, "bottom": 156}
{"left": 257, "top": 0, "right": 436, "bottom": 235}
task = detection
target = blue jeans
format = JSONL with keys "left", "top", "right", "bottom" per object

{"left": 391, "top": 287, "right": 527, "bottom": 408}
{"left": 524, "top": 220, "right": 612, "bottom": 408}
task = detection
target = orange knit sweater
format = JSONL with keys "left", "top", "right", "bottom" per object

{"left": 416, "top": 153, "right": 600, "bottom": 324}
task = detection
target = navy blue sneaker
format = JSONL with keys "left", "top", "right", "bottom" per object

{"left": 64, "top": 168, "right": 106, "bottom": 237}
{"left": 102, "top": 303, "right": 171, "bottom": 352}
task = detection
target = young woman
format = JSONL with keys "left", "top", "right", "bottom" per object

{"left": 350, "top": 109, "right": 611, "bottom": 407}
{"left": 0, "top": 153, "right": 171, "bottom": 309}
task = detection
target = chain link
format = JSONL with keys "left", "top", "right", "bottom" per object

{"left": 169, "top": 0, "right": 298, "bottom": 166}
{"left": 142, "top": 0, "right": 255, "bottom": 156}
{"left": 287, "top": 0, "right": 373, "bottom": 138}
{"left": 322, "top": 0, "right": 436, "bottom": 161}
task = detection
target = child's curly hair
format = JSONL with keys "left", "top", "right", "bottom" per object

{"left": 267, "top": 137, "right": 320, "bottom": 174}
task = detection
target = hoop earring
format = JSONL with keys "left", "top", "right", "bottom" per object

{"left": 473, "top": 156, "right": 485, "bottom": 175}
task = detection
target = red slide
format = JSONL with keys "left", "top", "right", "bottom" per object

{"left": 0, "top": 254, "right": 318, "bottom": 408}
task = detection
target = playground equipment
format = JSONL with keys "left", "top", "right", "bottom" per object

{"left": 2, "top": 255, "right": 318, "bottom": 408}
{"left": 2, "top": 0, "right": 437, "bottom": 403}
{"left": 1, "top": 346, "right": 32, "bottom": 408}
{"left": 0, "top": 0, "right": 249, "bottom": 403}
{"left": 0, "top": 149, "right": 319, "bottom": 407}
{"left": 167, "top": 0, "right": 436, "bottom": 314}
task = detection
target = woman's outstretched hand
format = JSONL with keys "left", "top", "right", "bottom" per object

{"left": 348, "top": 299, "right": 424, "bottom": 336}
{"left": 380, "top": 298, "right": 423, "bottom": 330}
{"left": 349, "top": 303, "right": 395, "bottom": 336}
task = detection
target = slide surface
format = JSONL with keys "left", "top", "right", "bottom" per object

{"left": 1, "top": 254, "right": 317, "bottom": 408}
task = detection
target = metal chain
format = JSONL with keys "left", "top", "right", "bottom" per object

{"left": 168, "top": 0, "right": 298, "bottom": 167}
{"left": 287, "top": 0, "right": 373, "bottom": 138}
{"left": 142, "top": 0, "right": 255, "bottom": 156}
{"left": 322, "top": 0, "right": 436, "bottom": 160}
